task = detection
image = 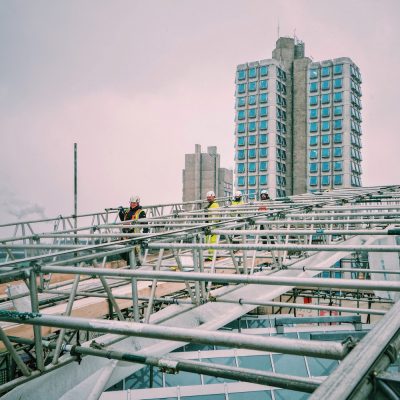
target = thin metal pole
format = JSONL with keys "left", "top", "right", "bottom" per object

{"left": 129, "top": 250, "right": 140, "bottom": 322}
{"left": 74, "top": 143, "right": 77, "bottom": 244}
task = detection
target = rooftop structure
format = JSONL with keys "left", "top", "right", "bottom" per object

{"left": 0, "top": 185, "right": 399, "bottom": 399}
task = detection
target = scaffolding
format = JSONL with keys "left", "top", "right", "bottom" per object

{"left": 0, "top": 185, "right": 399, "bottom": 399}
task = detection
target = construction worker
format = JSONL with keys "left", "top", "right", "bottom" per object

{"left": 258, "top": 190, "right": 273, "bottom": 245}
{"left": 118, "top": 195, "right": 148, "bottom": 265}
{"left": 231, "top": 190, "right": 245, "bottom": 206}
{"left": 205, "top": 191, "right": 220, "bottom": 261}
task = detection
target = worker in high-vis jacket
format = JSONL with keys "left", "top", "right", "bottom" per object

{"left": 205, "top": 191, "right": 220, "bottom": 260}
{"left": 231, "top": 190, "right": 245, "bottom": 206}
{"left": 118, "top": 195, "right": 148, "bottom": 265}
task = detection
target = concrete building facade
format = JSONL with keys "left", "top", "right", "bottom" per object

{"left": 182, "top": 144, "right": 233, "bottom": 202}
{"left": 234, "top": 37, "right": 362, "bottom": 199}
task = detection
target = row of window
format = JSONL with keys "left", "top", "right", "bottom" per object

{"left": 310, "top": 106, "right": 343, "bottom": 119}
{"left": 309, "top": 161, "right": 343, "bottom": 173}
{"left": 277, "top": 67, "right": 287, "bottom": 81}
{"left": 351, "top": 175, "right": 362, "bottom": 187}
{"left": 237, "top": 66, "right": 269, "bottom": 81}
{"left": 309, "top": 92, "right": 343, "bottom": 106}
{"left": 237, "top": 134, "right": 268, "bottom": 146}
{"left": 310, "top": 147, "right": 343, "bottom": 159}
{"left": 237, "top": 80, "right": 268, "bottom": 94}
{"left": 237, "top": 148, "right": 269, "bottom": 160}
{"left": 351, "top": 147, "right": 362, "bottom": 161}
{"left": 309, "top": 175, "right": 343, "bottom": 186}
{"left": 276, "top": 81, "right": 286, "bottom": 94}
{"left": 351, "top": 133, "right": 362, "bottom": 148}
{"left": 309, "top": 119, "right": 343, "bottom": 132}
{"left": 351, "top": 79, "right": 362, "bottom": 95}
{"left": 351, "top": 120, "right": 362, "bottom": 134}
{"left": 350, "top": 65, "right": 362, "bottom": 82}
{"left": 309, "top": 133, "right": 343, "bottom": 146}
{"left": 238, "top": 175, "right": 268, "bottom": 186}
{"left": 237, "top": 161, "right": 269, "bottom": 173}
{"left": 277, "top": 94, "right": 287, "bottom": 107}
{"left": 309, "top": 64, "right": 343, "bottom": 79}
{"left": 309, "top": 79, "right": 343, "bottom": 92}
{"left": 351, "top": 161, "right": 362, "bottom": 174}
{"left": 351, "top": 93, "right": 362, "bottom": 109}
{"left": 237, "top": 120, "right": 268, "bottom": 133}
{"left": 237, "top": 93, "right": 268, "bottom": 107}
{"left": 277, "top": 108, "right": 287, "bottom": 120}
{"left": 237, "top": 107, "right": 268, "bottom": 120}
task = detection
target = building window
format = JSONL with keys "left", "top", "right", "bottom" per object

{"left": 321, "top": 134, "right": 330, "bottom": 145}
{"left": 248, "top": 108, "right": 257, "bottom": 118}
{"left": 260, "top": 65, "right": 268, "bottom": 76}
{"left": 248, "top": 135, "right": 256, "bottom": 145}
{"left": 237, "top": 150, "right": 245, "bottom": 160}
{"left": 334, "top": 161, "right": 343, "bottom": 171}
{"left": 259, "top": 120, "right": 268, "bottom": 130}
{"left": 309, "top": 136, "right": 318, "bottom": 146}
{"left": 237, "top": 163, "right": 245, "bottom": 173}
{"left": 334, "top": 78, "right": 343, "bottom": 89}
{"left": 322, "top": 162, "right": 330, "bottom": 172}
{"left": 248, "top": 176, "right": 256, "bottom": 186}
{"left": 248, "top": 121, "right": 256, "bottom": 132}
{"left": 237, "top": 123, "right": 246, "bottom": 134}
{"left": 309, "top": 176, "right": 318, "bottom": 186}
{"left": 309, "top": 163, "right": 318, "bottom": 173}
{"left": 259, "top": 134, "right": 268, "bottom": 144}
{"left": 334, "top": 132, "right": 343, "bottom": 143}
{"left": 237, "top": 97, "right": 246, "bottom": 107}
{"left": 309, "top": 69, "right": 318, "bottom": 79}
{"left": 321, "top": 94, "right": 330, "bottom": 104}
{"left": 259, "top": 147, "right": 268, "bottom": 158}
{"left": 248, "top": 67, "right": 257, "bottom": 78}
{"left": 237, "top": 110, "right": 246, "bottom": 120}
{"left": 248, "top": 95, "right": 257, "bottom": 105}
{"left": 321, "top": 107, "right": 330, "bottom": 118}
{"left": 334, "top": 147, "right": 343, "bottom": 157}
{"left": 309, "top": 122, "right": 318, "bottom": 133}
{"left": 309, "top": 149, "right": 318, "bottom": 159}
{"left": 237, "top": 136, "right": 246, "bottom": 146}
{"left": 259, "top": 79, "right": 268, "bottom": 90}
{"left": 334, "top": 92, "right": 343, "bottom": 102}
{"left": 309, "top": 96, "right": 318, "bottom": 106}
{"left": 334, "top": 106, "right": 343, "bottom": 116}
{"left": 259, "top": 161, "right": 268, "bottom": 171}
{"left": 321, "top": 80, "right": 330, "bottom": 91}
{"left": 321, "top": 175, "right": 330, "bottom": 186}
{"left": 259, "top": 175, "right": 267, "bottom": 185}
{"left": 334, "top": 174, "right": 343, "bottom": 185}
{"left": 334, "top": 119, "right": 343, "bottom": 130}
{"left": 259, "top": 93, "right": 268, "bottom": 103}
{"left": 321, "top": 66, "right": 331, "bottom": 77}
{"left": 237, "top": 83, "right": 246, "bottom": 94}
{"left": 237, "top": 70, "right": 246, "bottom": 80}
{"left": 238, "top": 176, "right": 245, "bottom": 186}
{"left": 309, "top": 82, "right": 318, "bottom": 92}
{"left": 334, "top": 64, "right": 343, "bottom": 75}
{"left": 248, "top": 162, "right": 256, "bottom": 172}
{"left": 248, "top": 149, "right": 256, "bottom": 159}
{"left": 321, "top": 148, "right": 330, "bottom": 158}
{"left": 248, "top": 81, "right": 257, "bottom": 92}
{"left": 259, "top": 107, "right": 268, "bottom": 117}
{"left": 321, "top": 121, "right": 330, "bottom": 131}
{"left": 309, "top": 109, "right": 318, "bottom": 119}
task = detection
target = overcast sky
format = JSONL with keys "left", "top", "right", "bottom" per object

{"left": 1, "top": 0, "right": 399, "bottom": 223}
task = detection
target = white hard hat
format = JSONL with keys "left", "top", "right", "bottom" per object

{"left": 234, "top": 190, "right": 242, "bottom": 197}
{"left": 130, "top": 195, "right": 140, "bottom": 203}
{"left": 206, "top": 191, "right": 215, "bottom": 197}
{"left": 260, "top": 190, "right": 268, "bottom": 195}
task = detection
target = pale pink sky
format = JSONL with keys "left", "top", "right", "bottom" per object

{"left": 0, "top": 0, "right": 399, "bottom": 223}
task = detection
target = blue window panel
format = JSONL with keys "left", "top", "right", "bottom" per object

{"left": 259, "top": 161, "right": 268, "bottom": 171}
{"left": 237, "top": 123, "right": 246, "bottom": 134}
{"left": 309, "top": 108, "right": 318, "bottom": 119}
{"left": 274, "top": 390, "right": 308, "bottom": 400}
{"left": 248, "top": 67, "right": 257, "bottom": 78}
{"left": 260, "top": 106, "right": 268, "bottom": 117}
{"left": 237, "top": 163, "right": 245, "bottom": 173}
{"left": 237, "top": 136, "right": 246, "bottom": 146}
{"left": 309, "top": 122, "right": 318, "bottom": 133}
{"left": 334, "top": 147, "right": 343, "bottom": 157}
{"left": 248, "top": 108, "right": 257, "bottom": 118}
{"left": 237, "top": 176, "right": 245, "bottom": 186}
{"left": 259, "top": 147, "right": 268, "bottom": 157}
{"left": 248, "top": 95, "right": 257, "bottom": 105}
{"left": 334, "top": 174, "right": 343, "bottom": 185}
{"left": 259, "top": 79, "right": 268, "bottom": 90}
{"left": 321, "top": 175, "right": 330, "bottom": 186}
{"left": 309, "top": 68, "right": 318, "bottom": 79}
{"left": 309, "top": 163, "right": 318, "bottom": 173}
{"left": 248, "top": 149, "right": 256, "bottom": 158}
{"left": 237, "top": 150, "right": 245, "bottom": 160}
{"left": 309, "top": 136, "right": 318, "bottom": 146}
{"left": 259, "top": 93, "right": 268, "bottom": 103}
{"left": 309, "top": 176, "right": 318, "bottom": 186}
{"left": 237, "top": 97, "right": 246, "bottom": 107}
{"left": 334, "top": 78, "right": 343, "bottom": 89}
{"left": 259, "top": 120, "right": 268, "bottom": 131}
{"left": 334, "top": 92, "right": 343, "bottom": 102}
{"left": 309, "top": 149, "right": 318, "bottom": 159}
{"left": 334, "top": 119, "right": 343, "bottom": 130}
{"left": 248, "top": 121, "right": 257, "bottom": 132}
{"left": 237, "top": 70, "right": 246, "bottom": 80}
{"left": 321, "top": 148, "right": 330, "bottom": 158}
{"left": 309, "top": 95, "right": 318, "bottom": 106}
{"left": 321, "top": 107, "right": 330, "bottom": 118}
{"left": 334, "top": 64, "right": 343, "bottom": 75}
{"left": 309, "top": 82, "right": 318, "bottom": 92}
{"left": 237, "top": 110, "right": 246, "bottom": 120}
{"left": 248, "top": 189, "right": 257, "bottom": 199}
{"left": 321, "top": 121, "right": 330, "bottom": 131}
{"left": 306, "top": 357, "right": 339, "bottom": 377}
{"left": 237, "top": 83, "right": 246, "bottom": 94}
{"left": 259, "top": 134, "right": 268, "bottom": 144}
{"left": 248, "top": 81, "right": 257, "bottom": 92}
{"left": 321, "top": 66, "right": 330, "bottom": 77}
{"left": 248, "top": 176, "right": 256, "bottom": 186}
{"left": 334, "top": 106, "right": 343, "bottom": 116}
{"left": 260, "top": 65, "right": 268, "bottom": 76}
{"left": 165, "top": 370, "right": 201, "bottom": 387}
{"left": 248, "top": 135, "right": 256, "bottom": 145}
{"left": 259, "top": 175, "right": 268, "bottom": 185}
{"left": 321, "top": 80, "right": 330, "bottom": 90}
{"left": 321, "top": 134, "right": 330, "bottom": 145}
{"left": 334, "top": 161, "right": 343, "bottom": 171}
{"left": 248, "top": 162, "right": 256, "bottom": 172}
{"left": 322, "top": 162, "right": 330, "bottom": 172}
{"left": 334, "top": 132, "right": 343, "bottom": 143}
{"left": 321, "top": 94, "right": 330, "bottom": 104}
{"left": 272, "top": 354, "right": 309, "bottom": 377}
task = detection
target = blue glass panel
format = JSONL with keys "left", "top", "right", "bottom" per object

{"left": 165, "top": 371, "right": 201, "bottom": 387}
{"left": 306, "top": 357, "right": 339, "bottom": 376}
{"left": 334, "top": 92, "right": 343, "bottom": 102}
{"left": 272, "top": 354, "right": 308, "bottom": 377}
{"left": 309, "top": 163, "right": 318, "bottom": 173}
{"left": 259, "top": 175, "right": 267, "bottom": 185}
{"left": 237, "top": 150, "right": 245, "bottom": 160}
{"left": 259, "top": 93, "right": 268, "bottom": 103}
{"left": 248, "top": 149, "right": 256, "bottom": 158}
{"left": 309, "top": 150, "right": 318, "bottom": 159}
{"left": 334, "top": 78, "right": 343, "bottom": 89}
{"left": 259, "top": 147, "right": 268, "bottom": 157}
{"left": 321, "top": 94, "right": 330, "bottom": 104}
{"left": 259, "top": 134, "right": 268, "bottom": 144}
{"left": 334, "top": 147, "right": 343, "bottom": 157}
{"left": 309, "top": 82, "right": 318, "bottom": 92}
{"left": 333, "top": 133, "right": 342, "bottom": 143}
{"left": 321, "top": 107, "right": 330, "bottom": 118}
{"left": 248, "top": 81, "right": 257, "bottom": 92}
{"left": 237, "top": 83, "right": 246, "bottom": 94}
{"left": 309, "top": 96, "right": 318, "bottom": 106}
{"left": 321, "top": 148, "right": 330, "bottom": 158}
{"left": 248, "top": 122, "right": 257, "bottom": 132}
{"left": 260, "top": 107, "right": 268, "bottom": 117}
{"left": 274, "top": 389, "right": 309, "bottom": 400}
{"left": 309, "top": 122, "right": 318, "bottom": 133}
{"left": 237, "top": 137, "right": 245, "bottom": 146}
{"left": 321, "top": 80, "right": 330, "bottom": 90}
{"left": 334, "top": 174, "right": 343, "bottom": 185}
{"left": 322, "top": 162, "right": 330, "bottom": 172}
{"left": 248, "top": 135, "right": 256, "bottom": 145}
{"left": 334, "top": 161, "right": 342, "bottom": 171}
{"left": 309, "top": 176, "right": 318, "bottom": 186}
{"left": 237, "top": 70, "right": 246, "bottom": 80}
{"left": 237, "top": 163, "right": 245, "bottom": 173}
{"left": 229, "top": 391, "right": 272, "bottom": 400}
{"left": 182, "top": 395, "right": 225, "bottom": 400}
{"left": 248, "top": 162, "right": 256, "bottom": 172}
{"left": 334, "top": 64, "right": 343, "bottom": 75}
{"left": 321, "top": 121, "right": 330, "bottom": 131}
{"left": 248, "top": 67, "right": 257, "bottom": 78}
{"left": 237, "top": 97, "right": 246, "bottom": 107}
{"left": 259, "top": 161, "right": 268, "bottom": 171}
{"left": 237, "top": 176, "right": 245, "bottom": 186}
{"left": 237, "top": 123, "right": 245, "bottom": 133}
{"left": 248, "top": 108, "right": 257, "bottom": 118}
{"left": 237, "top": 110, "right": 245, "bottom": 120}
{"left": 260, "top": 79, "right": 268, "bottom": 89}
{"left": 321, "top": 66, "right": 330, "bottom": 77}
{"left": 248, "top": 95, "right": 257, "bottom": 105}
{"left": 334, "top": 119, "right": 343, "bottom": 130}
{"left": 309, "top": 69, "right": 318, "bottom": 79}
{"left": 260, "top": 65, "right": 269, "bottom": 76}
{"left": 321, "top": 175, "right": 330, "bottom": 185}
{"left": 309, "top": 109, "right": 318, "bottom": 119}
{"left": 309, "top": 136, "right": 318, "bottom": 146}
{"left": 334, "top": 106, "right": 343, "bottom": 116}
{"left": 321, "top": 135, "right": 330, "bottom": 145}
